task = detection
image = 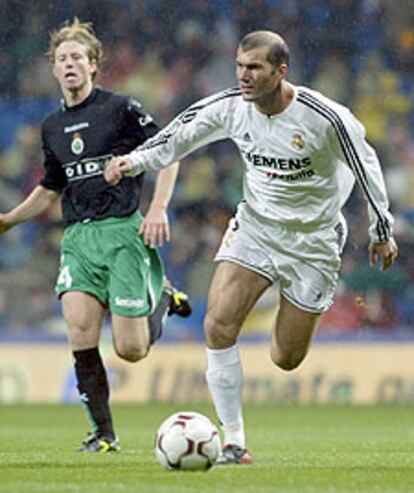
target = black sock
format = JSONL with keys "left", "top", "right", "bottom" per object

{"left": 73, "top": 347, "right": 115, "bottom": 439}
{"left": 148, "top": 290, "right": 170, "bottom": 345}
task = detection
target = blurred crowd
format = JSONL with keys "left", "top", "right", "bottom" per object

{"left": 0, "top": 0, "right": 414, "bottom": 338}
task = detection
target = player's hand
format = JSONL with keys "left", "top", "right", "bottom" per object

{"left": 0, "top": 213, "right": 14, "bottom": 234}
{"left": 369, "top": 238, "right": 398, "bottom": 271}
{"left": 139, "top": 203, "right": 170, "bottom": 248}
{"left": 104, "top": 156, "right": 134, "bottom": 185}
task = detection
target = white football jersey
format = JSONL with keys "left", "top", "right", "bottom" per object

{"left": 129, "top": 85, "right": 393, "bottom": 242}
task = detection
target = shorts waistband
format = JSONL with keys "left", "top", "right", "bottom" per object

{"left": 67, "top": 211, "right": 142, "bottom": 230}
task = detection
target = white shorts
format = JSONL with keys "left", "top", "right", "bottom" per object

{"left": 214, "top": 202, "right": 348, "bottom": 313}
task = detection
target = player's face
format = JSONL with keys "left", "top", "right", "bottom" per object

{"left": 53, "top": 40, "right": 96, "bottom": 93}
{"left": 236, "top": 46, "right": 286, "bottom": 103}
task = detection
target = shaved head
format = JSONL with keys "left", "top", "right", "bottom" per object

{"left": 239, "top": 31, "right": 289, "bottom": 68}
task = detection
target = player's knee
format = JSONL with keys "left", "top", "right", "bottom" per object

{"left": 270, "top": 347, "right": 305, "bottom": 371}
{"left": 115, "top": 343, "right": 148, "bottom": 362}
{"left": 204, "top": 312, "right": 238, "bottom": 349}
{"left": 68, "top": 325, "right": 97, "bottom": 349}
{"left": 276, "top": 357, "right": 302, "bottom": 371}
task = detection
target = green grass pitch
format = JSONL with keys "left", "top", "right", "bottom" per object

{"left": 1, "top": 403, "right": 414, "bottom": 492}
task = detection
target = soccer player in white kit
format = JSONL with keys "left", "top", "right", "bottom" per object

{"left": 105, "top": 31, "right": 398, "bottom": 464}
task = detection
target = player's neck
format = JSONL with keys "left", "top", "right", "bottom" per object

{"left": 255, "top": 81, "right": 294, "bottom": 116}
{"left": 62, "top": 81, "right": 94, "bottom": 108}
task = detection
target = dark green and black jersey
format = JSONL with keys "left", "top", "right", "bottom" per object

{"left": 40, "top": 88, "right": 159, "bottom": 226}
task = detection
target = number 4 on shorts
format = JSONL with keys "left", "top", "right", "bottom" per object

{"left": 57, "top": 265, "right": 73, "bottom": 288}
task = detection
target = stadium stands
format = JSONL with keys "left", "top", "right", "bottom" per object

{"left": 0, "top": 0, "right": 413, "bottom": 337}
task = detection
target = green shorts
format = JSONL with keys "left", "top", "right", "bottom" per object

{"left": 55, "top": 212, "right": 164, "bottom": 317}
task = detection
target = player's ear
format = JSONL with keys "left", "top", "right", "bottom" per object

{"left": 277, "top": 63, "right": 288, "bottom": 78}
{"left": 89, "top": 58, "right": 97, "bottom": 77}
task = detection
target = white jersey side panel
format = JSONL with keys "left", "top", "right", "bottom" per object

{"left": 129, "top": 86, "right": 393, "bottom": 241}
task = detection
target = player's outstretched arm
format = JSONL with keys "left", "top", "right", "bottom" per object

{"left": 139, "top": 162, "right": 180, "bottom": 248}
{"left": 369, "top": 238, "right": 398, "bottom": 271}
{"left": 0, "top": 185, "right": 60, "bottom": 233}
{"left": 105, "top": 92, "right": 229, "bottom": 187}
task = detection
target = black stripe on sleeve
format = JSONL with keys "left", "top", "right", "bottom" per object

{"left": 139, "top": 88, "right": 241, "bottom": 152}
{"left": 297, "top": 90, "right": 390, "bottom": 242}
{"left": 178, "top": 87, "right": 242, "bottom": 124}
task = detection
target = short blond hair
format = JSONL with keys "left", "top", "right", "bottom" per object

{"left": 47, "top": 18, "right": 104, "bottom": 80}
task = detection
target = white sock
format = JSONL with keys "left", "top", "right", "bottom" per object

{"left": 206, "top": 345, "right": 245, "bottom": 448}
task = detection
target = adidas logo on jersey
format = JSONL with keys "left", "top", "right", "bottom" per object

{"left": 242, "top": 132, "right": 252, "bottom": 142}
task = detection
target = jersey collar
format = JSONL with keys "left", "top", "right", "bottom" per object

{"left": 61, "top": 88, "right": 100, "bottom": 112}
{"left": 253, "top": 84, "right": 298, "bottom": 119}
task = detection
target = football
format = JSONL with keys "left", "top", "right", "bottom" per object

{"left": 155, "top": 411, "right": 221, "bottom": 471}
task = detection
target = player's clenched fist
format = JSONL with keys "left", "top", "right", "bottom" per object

{"left": 104, "top": 156, "right": 134, "bottom": 185}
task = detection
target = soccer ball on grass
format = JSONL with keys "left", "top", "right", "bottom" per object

{"left": 155, "top": 411, "right": 221, "bottom": 471}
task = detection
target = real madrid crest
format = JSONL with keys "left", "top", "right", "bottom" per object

{"left": 71, "top": 132, "right": 85, "bottom": 155}
{"left": 291, "top": 133, "right": 305, "bottom": 151}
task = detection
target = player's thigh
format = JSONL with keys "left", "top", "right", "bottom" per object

{"left": 62, "top": 291, "right": 106, "bottom": 350}
{"left": 111, "top": 315, "right": 150, "bottom": 362}
{"left": 108, "top": 235, "right": 164, "bottom": 319}
{"left": 56, "top": 226, "right": 108, "bottom": 307}
{"left": 271, "top": 294, "right": 321, "bottom": 365}
{"left": 205, "top": 260, "right": 271, "bottom": 347}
